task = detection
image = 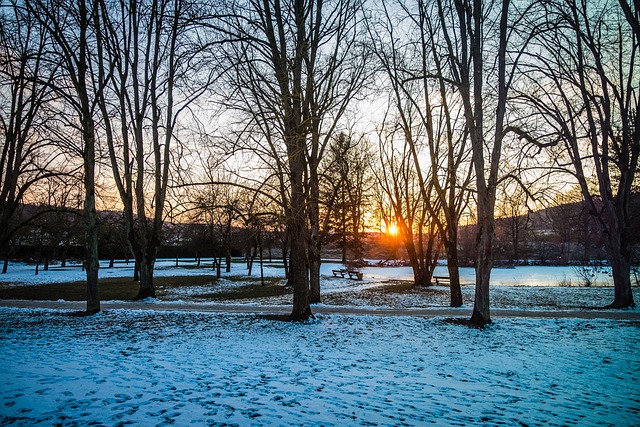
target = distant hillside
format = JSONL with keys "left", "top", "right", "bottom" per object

{"left": 4, "top": 194, "right": 639, "bottom": 266}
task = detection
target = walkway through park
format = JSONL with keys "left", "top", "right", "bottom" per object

{"left": 1, "top": 300, "right": 639, "bottom": 320}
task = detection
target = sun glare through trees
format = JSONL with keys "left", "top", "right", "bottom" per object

{"left": 386, "top": 223, "right": 399, "bottom": 237}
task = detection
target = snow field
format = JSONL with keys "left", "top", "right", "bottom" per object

{"left": 4, "top": 260, "right": 634, "bottom": 311}
{"left": 0, "top": 259, "right": 617, "bottom": 288}
{"left": 1, "top": 308, "right": 639, "bottom": 426}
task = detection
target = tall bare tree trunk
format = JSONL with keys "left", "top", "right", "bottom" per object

{"left": 309, "top": 258, "right": 321, "bottom": 304}
{"left": 289, "top": 139, "right": 311, "bottom": 320}
{"left": 135, "top": 256, "right": 156, "bottom": 300}
{"left": 82, "top": 113, "right": 100, "bottom": 314}
{"left": 78, "top": 0, "right": 100, "bottom": 314}
{"left": 461, "top": 0, "right": 510, "bottom": 325}
{"left": 471, "top": 200, "right": 494, "bottom": 324}
{"left": 610, "top": 251, "right": 634, "bottom": 308}
{"left": 309, "top": 172, "right": 321, "bottom": 304}
{"left": 605, "top": 206, "right": 635, "bottom": 308}
{"left": 219, "top": 0, "right": 364, "bottom": 317}
{"left": 26, "top": 0, "right": 102, "bottom": 314}
{"left": 445, "top": 233, "right": 463, "bottom": 307}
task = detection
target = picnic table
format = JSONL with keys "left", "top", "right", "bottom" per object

{"left": 432, "top": 275, "right": 450, "bottom": 286}
{"left": 332, "top": 269, "right": 363, "bottom": 280}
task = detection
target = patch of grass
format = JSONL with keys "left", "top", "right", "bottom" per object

{"left": 0, "top": 275, "right": 218, "bottom": 301}
{"left": 371, "top": 280, "right": 415, "bottom": 292}
{"left": 0, "top": 278, "right": 138, "bottom": 301}
{"left": 168, "top": 264, "right": 216, "bottom": 270}
{"left": 0, "top": 274, "right": 292, "bottom": 302}
{"left": 218, "top": 275, "right": 253, "bottom": 282}
{"left": 198, "top": 282, "right": 290, "bottom": 301}
{"left": 558, "top": 273, "right": 573, "bottom": 287}
{"left": 376, "top": 280, "right": 447, "bottom": 295}
{"left": 215, "top": 275, "right": 285, "bottom": 285}
{"left": 154, "top": 275, "right": 217, "bottom": 288}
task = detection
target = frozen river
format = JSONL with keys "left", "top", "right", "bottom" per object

{"left": 321, "top": 263, "right": 615, "bottom": 287}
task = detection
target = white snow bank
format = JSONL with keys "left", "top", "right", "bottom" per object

{"left": 0, "top": 258, "right": 279, "bottom": 286}
{"left": 0, "top": 308, "right": 638, "bottom": 426}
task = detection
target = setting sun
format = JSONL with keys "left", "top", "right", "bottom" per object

{"left": 387, "top": 223, "right": 399, "bottom": 236}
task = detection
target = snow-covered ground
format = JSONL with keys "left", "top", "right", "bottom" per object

{"left": 1, "top": 259, "right": 639, "bottom": 425}
{"left": 1, "top": 309, "right": 639, "bottom": 426}
{"left": 0, "top": 259, "right": 243, "bottom": 286}
{"left": 3, "top": 258, "right": 637, "bottom": 310}
{"left": 0, "top": 258, "right": 618, "bottom": 287}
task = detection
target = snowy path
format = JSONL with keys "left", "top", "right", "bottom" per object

{"left": 1, "top": 299, "right": 639, "bottom": 319}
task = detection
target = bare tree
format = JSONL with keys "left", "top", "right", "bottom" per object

{"left": 0, "top": 3, "right": 66, "bottom": 269}
{"left": 28, "top": 0, "right": 103, "bottom": 314}
{"left": 517, "top": 0, "right": 639, "bottom": 308}
{"left": 94, "top": 0, "right": 215, "bottom": 299}
{"left": 188, "top": 179, "right": 244, "bottom": 277}
{"left": 302, "top": 4, "right": 369, "bottom": 304}
{"left": 434, "top": 0, "right": 530, "bottom": 324}
{"left": 217, "top": 3, "right": 309, "bottom": 318}
{"left": 368, "top": 0, "right": 474, "bottom": 306}
{"left": 218, "top": 0, "right": 367, "bottom": 319}
{"left": 376, "top": 122, "right": 441, "bottom": 286}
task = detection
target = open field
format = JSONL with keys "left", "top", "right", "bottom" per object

{"left": 1, "top": 308, "right": 639, "bottom": 426}
{"left": 1, "top": 259, "right": 639, "bottom": 426}
{"left": 0, "top": 259, "right": 637, "bottom": 310}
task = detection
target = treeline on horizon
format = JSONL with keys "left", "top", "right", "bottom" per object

{"left": 5, "top": 196, "right": 639, "bottom": 273}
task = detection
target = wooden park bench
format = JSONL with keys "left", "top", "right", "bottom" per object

{"left": 432, "top": 275, "right": 450, "bottom": 286}
{"left": 332, "top": 269, "right": 348, "bottom": 277}
{"left": 347, "top": 270, "right": 363, "bottom": 281}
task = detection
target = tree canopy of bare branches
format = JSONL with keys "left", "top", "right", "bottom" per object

{"left": 94, "top": 0, "right": 218, "bottom": 299}
{"left": 217, "top": 0, "right": 368, "bottom": 319}
{"left": 517, "top": 0, "right": 639, "bottom": 308}
{"left": 0, "top": 3, "right": 67, "bottom": 268}
{"left": 27, "top": 0, "right": 104, "bottom": 313}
